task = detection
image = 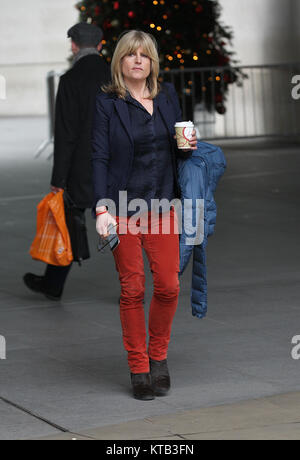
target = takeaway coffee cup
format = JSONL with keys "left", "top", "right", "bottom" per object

{"left": 175, "top": 121, "right": 194, "bottom": 149}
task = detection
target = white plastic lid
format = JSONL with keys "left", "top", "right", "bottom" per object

{"left": 174, "top": 121, "right": 194, "bottom": 127}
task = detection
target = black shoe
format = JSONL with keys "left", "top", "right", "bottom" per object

{"left": 23, "top": 273, "right": 62, "bottom": 301}
{"left": 130, "top": 373, "right": 155, "bottom": 401}
{"left": 150, "top": 358, "right": 171, "bottom": 397}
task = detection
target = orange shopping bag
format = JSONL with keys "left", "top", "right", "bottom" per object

{"left": 30, "top": 191, "right": 73, "bottom": 266}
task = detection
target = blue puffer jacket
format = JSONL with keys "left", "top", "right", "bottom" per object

{"left": 177, "top": 141, "right": 226, "bottom": 318}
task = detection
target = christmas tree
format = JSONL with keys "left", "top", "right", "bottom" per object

{"left": 75, "top": 0, "right": 246, "bottom": 117}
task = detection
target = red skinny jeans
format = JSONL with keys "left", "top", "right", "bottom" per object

{"left": 112, "top": 208, "right": 180, "bottom": 374}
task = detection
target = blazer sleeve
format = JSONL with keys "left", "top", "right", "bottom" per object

{"left": 91, "top": 92, "right": 111, "bottom": 210}
{"left": 51, "top": 75, "right": 79, "bottom": 188}
{"left": 165, "top": 82, "right": 193, "bottom": 160}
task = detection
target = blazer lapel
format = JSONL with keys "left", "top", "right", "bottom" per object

{"left": 114, "top": 98, "right": 134, "bottom": 146}
{"left": 156, "top": 90, "right": 176, "bottom": 139}
{"left": 156, "top": 90, "right": 178, "bottom": 181}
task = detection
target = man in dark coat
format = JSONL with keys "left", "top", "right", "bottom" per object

{"left": 23, "top": 23, "right": 111, "bottom": 301}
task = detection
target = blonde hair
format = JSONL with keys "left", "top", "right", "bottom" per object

{"left": 102, "top": 30, "right": 160, "bottom": 99}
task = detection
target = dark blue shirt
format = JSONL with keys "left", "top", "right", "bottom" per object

{"left": 119, "top": 91, "right": 175, "bottom": 217}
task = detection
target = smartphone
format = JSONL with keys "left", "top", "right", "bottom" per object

{"left": 98, "top": 223, "right": 120, "bottom": 253}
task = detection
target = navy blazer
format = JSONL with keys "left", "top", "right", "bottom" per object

{"left": 91, "top": 82, "right": 192, "bottom": 213}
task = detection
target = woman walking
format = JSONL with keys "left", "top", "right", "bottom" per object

{"left": 92, "top": 30, "right": 197, "bottom": 400}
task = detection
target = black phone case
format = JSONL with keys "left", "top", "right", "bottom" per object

{"left": 98, "top": 223, "right": 120, "bottom": 252}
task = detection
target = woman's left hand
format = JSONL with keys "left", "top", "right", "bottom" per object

{"left": 174, "top": 129, "right": 198, "bottom": 151}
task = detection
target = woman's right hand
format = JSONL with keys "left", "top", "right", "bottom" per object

{"left": 96, "top": 208, "right": 118, "bottom": 238}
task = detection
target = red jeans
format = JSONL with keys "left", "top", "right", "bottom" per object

{"left": 112, "top": 208, "right": 180, "bottom": 374}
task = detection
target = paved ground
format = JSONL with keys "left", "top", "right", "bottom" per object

{"left": 38, "top": 391, "right": 300, "bottom": 440}
{"left": 0, "top": 117, "right": 300, "bottom": 440}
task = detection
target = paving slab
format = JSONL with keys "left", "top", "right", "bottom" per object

{"left": 0, "top": 400, "right": 61, "bottom": 441}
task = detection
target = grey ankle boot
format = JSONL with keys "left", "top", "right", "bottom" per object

{"left": 149, "top": 358, "right": 171, "bottom": 396}
{"left": 130, "top": 372, "right": 155, "bottom": 401}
